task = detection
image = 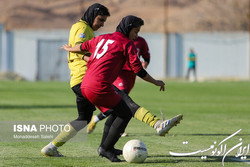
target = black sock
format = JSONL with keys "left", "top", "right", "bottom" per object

{"left": 100, "top": 114, "right": 116, "bottom": 147}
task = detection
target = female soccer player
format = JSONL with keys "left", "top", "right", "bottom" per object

{"left": 61, "top": 15, "right": 181, "bottom": 162}
{"left": 86, "top": 36, "right": 151, "bottom": 135}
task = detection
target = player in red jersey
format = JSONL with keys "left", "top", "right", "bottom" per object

{"left": 62, "top": 15, "right": 165, "bottom": 162}
{"left": 113, "top": 36, "right": 150, "bottom": 93}
{"left": 87, "top": 36, "right": 151, "bottom": 135}
{"left": 133, "top": 36, "right": 150, "bottom": 69}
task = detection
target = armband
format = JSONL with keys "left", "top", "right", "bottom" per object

{"left": 136, "top": 69, "right": 148, "bottom": 78}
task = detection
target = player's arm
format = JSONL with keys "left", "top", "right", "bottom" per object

{"left": 61, "top": 44, "right": 81, "bottom": 52}
{"left": 73, "top": 28, "right": 93, "bottom": 60}
{"left": 128, "top": 43, "right": 165, "bottom": 91}
{"left": 61, "top": 39, "right": 92, "bottom": 53}
{"left": 75, "top": 41, "right": 91, "bottom": 61}
{"left": 140, "top": 38, "right": 150, "bottom": 69}
{"left": 141, "top": 55, "right": 150, "bottom": 69}
{"left": 136, "top": 69, "right": 165, "bottom": 91}
{"left": 141, "top": 61, "right": 149, "bottom": 69}
{"left": 83, "top": 52, "right": 91, "bottom": 61}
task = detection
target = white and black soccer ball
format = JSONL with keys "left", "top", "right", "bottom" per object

{"left": 123, "top": 139, "right": 148, "bottom": 163}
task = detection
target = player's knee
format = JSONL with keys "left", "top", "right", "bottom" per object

{"left": 76, "top": 111, "right": 93, "bottom": 124}
{"left": 118, "top": 92, "right": 140, "bottom": 116}
{"left": 70, "top": 119, "right": 87, "bottom": 132}
{"left": 114, "top": 99, "right": 133, "bottom": 119}
{"left": 104, "top": 114, "right": 116, "bottom": 127}
{"left": 126, "top": 99, "right": 140, "bottom": 116}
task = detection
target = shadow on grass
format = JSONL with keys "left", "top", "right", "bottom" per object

{"left": 1, "top": 155, "right": 249, "bottom": 165}
{"left": 146, "top": 155, "right": 250, "bottom": 164}
{"left": 118, "top": 133, "right": 250, "bottom": 137}
{"left": 0, "top": 104, "right": 75, "bottom": 110}
{"left": 176, "top": 133, "right": 250, "bottom": 136}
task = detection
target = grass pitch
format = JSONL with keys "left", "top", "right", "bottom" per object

{"left": 0, "top": 80, "right": 249, "bottom": 167}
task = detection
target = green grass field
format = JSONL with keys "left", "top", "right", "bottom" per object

{"left": 0, "top": 80, "right": 249, "bottom": 167}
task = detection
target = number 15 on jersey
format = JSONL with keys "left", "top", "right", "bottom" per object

{"left": 93, "top": 39, "right": 114, "bottom": 59}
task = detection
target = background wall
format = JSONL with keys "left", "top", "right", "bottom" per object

{"left": 4, "top": 30, "right": 69, "bottom": 81}
{"left": 0, "top": 28, "right": 249, "bottom": 81}
{"left": 182, "top": 32, "right": 249, "bottom": 80}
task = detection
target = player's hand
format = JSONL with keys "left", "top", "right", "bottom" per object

{"left": 141, "top": 62, "right": 148, "bottom": 69}
{"left": 155, "top": 80, "right": 165, "bottom": 91}
{"left": 61, "top": 44, "right": 72, "bottom": 51}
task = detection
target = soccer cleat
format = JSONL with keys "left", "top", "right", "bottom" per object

{"left": 87, "top": 115, "right": 97, "bottom": 134}
{"left": 97, "top": 147, "right": 122, "bottom": 162}
{"left": 41, "top": 142, "right": 64, "bottom": 157}
{"left": 111, "top": 147, "right": 123, "bottom": 156}
{"left": 156, "top": 114, "right": 183, "bottom": 136}
{"left": 98, "top": 146, "right": 122, "bottom": 156}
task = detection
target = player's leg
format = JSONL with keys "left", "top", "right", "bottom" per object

{"left": 115, "top": 87, "right": 183, "bottom": 136}
{"left": 52, "top": 84, "right": 95, "bottom": 146}
{"left": 99, "top": 112, "right": 116, "bottom": 148}
{"left": 87, "top": 112, "right": 106, "bottom": 134}
{"left": 98, "top": 99, "right": 132, "bottom": 162}
{"left": 115, "top": 87, "right": 160, "bottom": 126}
{"left": 41, "top": 83, "right": 95, "bottom": 157}
{"left": 87, "top": 109, "right": 128, "bottom": 137}
{"left": 96, "top": 110, "right": 122, "bottom": 155}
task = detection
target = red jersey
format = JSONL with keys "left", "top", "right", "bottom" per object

{"left": 134, "top": 36, "right": 150, "bottom": 62}
{"left": 113, "top": 36, "right": 150, "bottom": 93}
{"left": 80, "top": 32, "right": 143, "bottom": 95}
{"left": 122, "top": 36, "right": 150, "bottom": 71}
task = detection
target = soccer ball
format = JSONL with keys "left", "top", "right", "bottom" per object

{"left": 123, "top": 139, "right": 148, "bottom": 163}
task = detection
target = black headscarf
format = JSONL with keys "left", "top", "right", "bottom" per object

{"left": 81, "top": 3, "right": 110, "bottom": 28}
{"left": 116, "top": 15, "right": 144, "bottom": 38}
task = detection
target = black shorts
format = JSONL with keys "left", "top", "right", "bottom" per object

{"left": 72, "top": 83, "right": 96, "bottom": 114}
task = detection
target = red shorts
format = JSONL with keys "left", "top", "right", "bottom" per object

{"left": 113, "top": 70, "right": 136, "bottom": 94}
{"left": 81, "top": 87, "right": 121, "bottom": 113}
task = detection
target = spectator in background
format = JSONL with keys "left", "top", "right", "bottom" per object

{"left": 186, "top": 48, "right": 197, "bottom": 81}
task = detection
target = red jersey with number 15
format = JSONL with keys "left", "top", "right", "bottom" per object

{"left": 80, "top": 31, "right": 143, "bottom": 94}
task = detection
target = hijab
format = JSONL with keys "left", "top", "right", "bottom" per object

{"left": 81, "top": 3, "right": 110, "bottom": 28}
{"left": 116, "top": 15, "right": 144, "bottom": 37}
